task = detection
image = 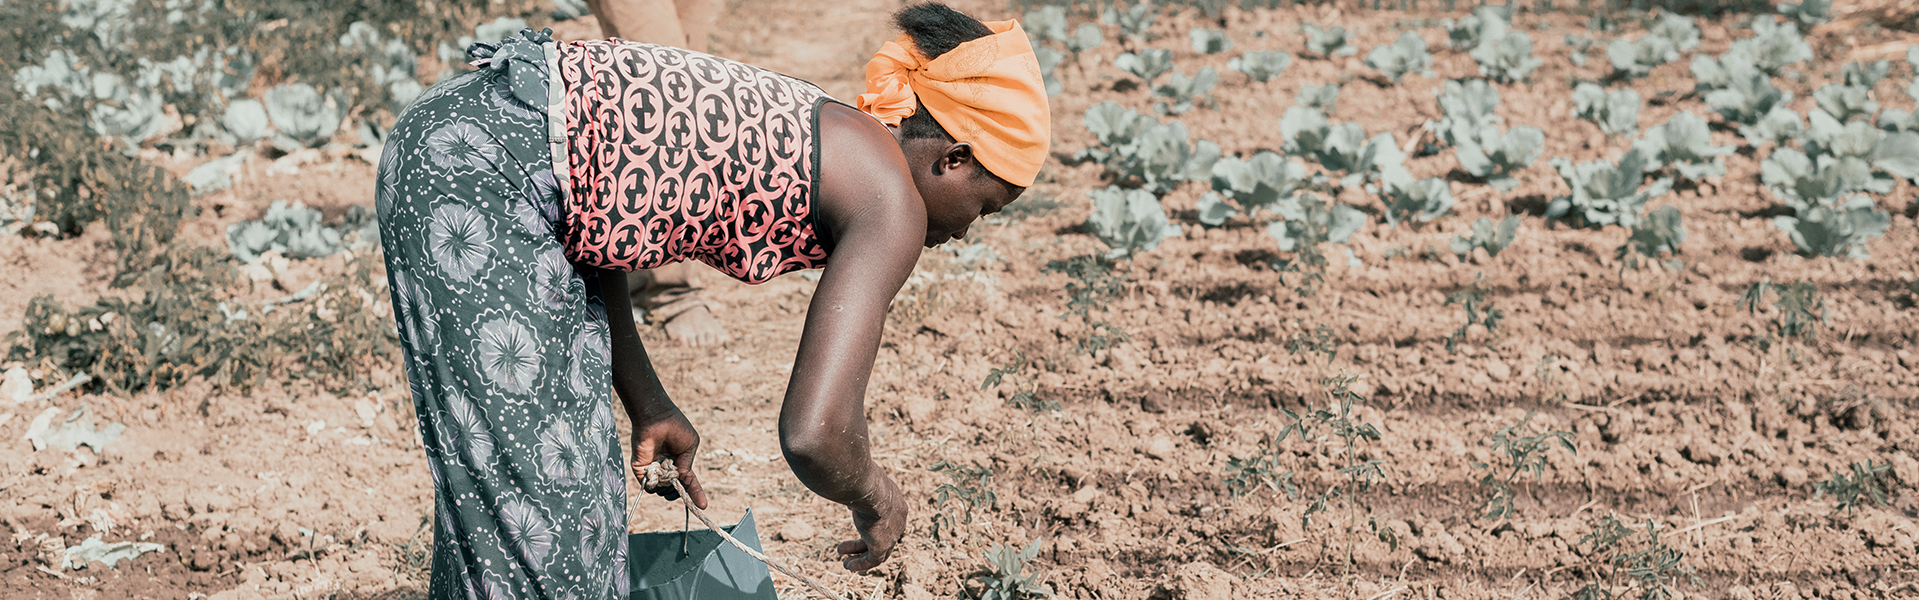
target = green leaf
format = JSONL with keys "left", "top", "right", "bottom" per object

{"left": 1813, "top": 84, "right": 1879, "bottom": 122}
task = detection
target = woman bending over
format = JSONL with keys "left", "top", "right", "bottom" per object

{"left": 375, "top": 3, "right": 1048, "bottom": 597}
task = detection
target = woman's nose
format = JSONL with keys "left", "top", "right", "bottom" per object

{"left": 950, "top": 225, "right": 970, "bottom": 240}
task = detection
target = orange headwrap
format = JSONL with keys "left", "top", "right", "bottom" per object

{"left": 855, "top": 20, "right": 1051, "bottom": 187}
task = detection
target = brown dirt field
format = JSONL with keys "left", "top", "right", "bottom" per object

{"left": 0, "top": 0, "right": 1915, "bottom": 599}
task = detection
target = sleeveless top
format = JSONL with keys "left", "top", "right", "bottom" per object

{"left": 556, "top": 40, "right": 835, "bottom": 284}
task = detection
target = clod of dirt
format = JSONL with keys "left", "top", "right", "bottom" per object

{"left": 1777, "top": 466, "right": 1811, "bottom": 488}
{"left": 1184, "top": 421, "right": 1214, "bottom": 445}
{"left": 777, "top": 519, "right": 816, "bottom": 543}
{"left": 1153, "top": 561, "right": 1234, "bottom": 600}
{"left": 1138, "top": 388, "right": 1171, "bottom": 413}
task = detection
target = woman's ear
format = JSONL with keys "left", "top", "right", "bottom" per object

{"left": 935, "top": 142, "right": 975, "bottom": 176}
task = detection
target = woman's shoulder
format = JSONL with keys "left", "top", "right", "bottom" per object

{"left": 811, "top": 102, "right": 922, "bottom": 233}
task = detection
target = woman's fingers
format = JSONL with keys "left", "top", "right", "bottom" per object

{"left": 837, "top": 539, "right": 883, "bottom": 572}
{"left": 673, "top": 451, "right": 709, "bottom": 509}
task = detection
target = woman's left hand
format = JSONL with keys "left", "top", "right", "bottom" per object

{"left": 631, "top": 408, "right": 709, "bottom": 510}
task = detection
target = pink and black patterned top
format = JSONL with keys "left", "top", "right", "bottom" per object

{"left": 556, "top": 40, "right": 834, "bottom": 284}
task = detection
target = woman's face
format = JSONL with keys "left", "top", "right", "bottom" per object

{"left": 910, "top": 142, "right": 1024, "bottom": 247}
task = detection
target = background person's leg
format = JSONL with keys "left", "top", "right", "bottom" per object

{"left": 672, "top": 0, "right": 717, "bottom": 53}
{"left": 585, "top": 0, "right": 686, "bottom": 45}
{"left": 625, "top": 262, "right": 732, "bottom": 346}
{"left": 583, "top": 0, "right": 733, "bottom": 346}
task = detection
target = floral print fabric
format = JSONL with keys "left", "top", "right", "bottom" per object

{"left": 378, "top": 30, "right": 629, "bottom": 599}
{"left": 556, "top": 39, "right": 834, "bottom": 283}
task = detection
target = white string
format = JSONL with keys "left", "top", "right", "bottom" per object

{"left": 640, "top": 461, "right": 853, "bottom": 600}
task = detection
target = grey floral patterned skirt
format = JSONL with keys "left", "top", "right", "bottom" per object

{"left": 377, "top": 31, "right": 629, "bottom": 599}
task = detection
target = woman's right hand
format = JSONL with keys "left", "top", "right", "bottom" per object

{"left": 835, "top": 471, "right": 907, "bottom": 572}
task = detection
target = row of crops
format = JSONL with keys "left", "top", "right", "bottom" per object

{"left": 0, "top": 0, "right": 571, "bottom": 394}
{"left": 1023, "top": 3, "right": 1914, "bottom": 270}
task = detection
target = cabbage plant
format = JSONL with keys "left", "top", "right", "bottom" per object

{"left": 1618, "top": 205, "right": 1687, "bottom": 270}
{"left": 226, "top": 200, "right": 346, "bottom": 263}
{"left": 1776, "top": 0, "right": 1831, "bottom": 26}
{"left": 1880, "top": 109, "right": 1917, "bottom": 133}
{"left": 1425, "top": 79, "right": 1501, "bottom": 147}
{"left": 1115, "top": 49, "right": 1174, "bottom": 86}
{"left": 1774, "top": 195, "right": 1888, "bottom": 259}
{"left": 1473, "top": 30, "right": 1543, "bottom": 83}
{"left": 1446, "top": 6, "right": 1511, "bottom": 50}
{"left": 264, "top": 83, "right": 346, "bottom": 150}
{"left": 1843, "top": 60, "right": 1890, "bottom": 87}
{"left": 1647, "top": 13, "right": 1701, "bottom": 52}
{"left": 1190, "top": 28, "right": 1232, "bottom": 54}
{"left": 1366, "top": 32, "right": 1435, "bottom": 82}
{"left": 1689, "top": 53, "right": 1758, "bottom": 91}
{"left": 1564, "top": 34, "right": 1596, "bottom": 67}
{"left": 1106, "top": 3, "right": 1155, "bottom": 41}
{"left": 1381, "top": 177, "right": 1454, "bottom": 228}
{"left": 1450, "top": 215, "right": 1520, "bottom": 257}
{"left": 1297, "top": 83, "right": 1339, "bottom": 113}
{"left": 1606, "top": 35, "right": 1678, "bottom": 78}
{"left": 1229, "top": 51, "right": 1292, "bottom": 83}
{"left": 1210, "top": 151, "right": 1313, "bottom": 216}
{"left": 1154, "top": 67, "right": 1217, "bottom": 115}
{"left": 1634, "top": 111, "right": 1734, "bottom": 181}
{"left": 1302, "top": 23, "right": 1357, "bottom": 58}
{"left": 1547, "top": 149, "right": 1673, "bottom": 228}
{"left": 1086, "top": 187, "right": 1180, "bottom": 258}
{"left": 1813, "top": 85, "right": 1878, "bottom": 122}
{"left": 1268, "top": 194, "right": 1366, "bottom": 253}
{"left": 1742, "top": 106, "right": 1805, "bottom": 146}
{"left": 1705, "top": 71, "right": 1792, "bottom": 127}
{"left": 1573, "top": 83, "right": 1641, "bottom": 136}
{"left": 1727, "top": 19, "right": 1813, "bottom": 74}
{"left": 1066, "top": 24, "right": 1104, "bottom": 56}
{"left": 1024, "top": 6, "right": 1068, "bottom": 43}
{"left": 1456, "top": 126, "right": 1545, "bottom": 191}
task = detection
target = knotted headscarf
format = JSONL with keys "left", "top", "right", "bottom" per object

{"left": 855, "top": 20, "right": 1051, "bottom": 187}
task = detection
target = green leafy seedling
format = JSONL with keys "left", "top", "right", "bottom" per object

{"left": 1739, "top": 279, "right": 1828, "bottom": 341}
{"left": 981, "top": 352, "right": 1057, "bottom": 412}
{"left": 1449, "top": 215, "right": 1520, "bottom": 258}
{"left": 1443, "top": 286, "right": 1503, "bottom": 352}
{"left": 972, "top": 540, "right": 1052, "bottom": 600}
{"left": 929, "top": 460, "right": 996, "bottom": 543}
{"left": 1279, "top": 375, "right": 1391, "bottom": 578}
{"left": 1471, "top": 411, "right": 1576, "bottom": 520}
{"left": 1812, "top": 460, "right": 1891, "bottom": 514}
{"left": 1043, "top": 255, "right": 1130, "bottom": 354}
{"left": 1575, "top": 516, "right": 1700, "bottom": 600}
{"left": 1617, "top": 205, "right": 1687, "bottom": 274}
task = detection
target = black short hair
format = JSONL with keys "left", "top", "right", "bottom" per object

{"left": 892, "top": 3, "right": 1012, "bottom": 185}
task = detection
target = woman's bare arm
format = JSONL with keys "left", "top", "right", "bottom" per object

{"left": 598, "top": 268, "right": 708, "bottom": 509}
{"left": 776, "top": 103, "right": 925, "bottom": 571}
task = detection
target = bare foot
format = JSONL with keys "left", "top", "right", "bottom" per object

{"left": 664, "top": 305, "right": 731, "bottom": 346}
